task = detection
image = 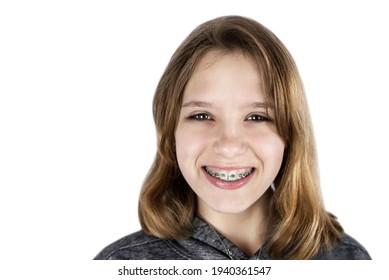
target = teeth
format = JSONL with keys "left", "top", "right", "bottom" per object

{"left": 205, "top": 167, "right": 254, "bottom": 182}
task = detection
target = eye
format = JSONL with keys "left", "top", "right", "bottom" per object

{"left": 246, "top": 114, "right": 270, "bottom": 122}
{"left": 188, "top": 113, "right": 213, "bottom": 121}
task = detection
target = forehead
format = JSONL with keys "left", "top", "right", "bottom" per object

{"left": 183, "top": 50, "right": 266, "bottom": 103}
{"left": 191, "top": 50, "right": 260, "bottom": 80}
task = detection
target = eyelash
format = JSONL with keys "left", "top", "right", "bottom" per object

{"left": 188, "top": 113, "right": 213, "bottom": 121}
{"left": 246, "top": 114, "right": 271, "bottom": 122}
{"left": 187, "top": 113, "right": 271, "bottom": 122}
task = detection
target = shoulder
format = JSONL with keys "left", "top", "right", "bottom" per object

{"left": 94, "top": 230, "right": 190, "bottom": 260}
{"left": 312, "top": 233, "right": 371, "bottom": 260}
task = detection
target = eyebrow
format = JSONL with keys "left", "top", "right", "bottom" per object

{"left": 181, "top": 101, "right": 214, "bottom": 108}
{"left": 181, "top": 100, "right": 273, "bottom": 109}
{"left": 249, "top": 102, "right": 273, "bottom": 109}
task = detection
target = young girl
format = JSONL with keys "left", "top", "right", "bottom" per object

{"left": 95, "top": 15, "right": 371, "bottom": 260}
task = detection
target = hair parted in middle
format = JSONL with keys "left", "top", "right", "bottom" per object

{"left": 138, "top": 15, "right": 343, "bottom": 259}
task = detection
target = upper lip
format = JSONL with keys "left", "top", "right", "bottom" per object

{"left": 202, "top": 166, "right": 255, "bottom": 170}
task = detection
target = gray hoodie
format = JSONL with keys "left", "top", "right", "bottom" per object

{"left": 94, "top": 216, "right": 371, "bottom": 260}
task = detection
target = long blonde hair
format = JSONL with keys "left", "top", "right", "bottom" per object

{"left": 138, "top": 15, "right": 343, "bottom": 259}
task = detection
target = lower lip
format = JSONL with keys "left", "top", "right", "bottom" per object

{"left": 202, "top": 168, "right": 255, "bottom": 190}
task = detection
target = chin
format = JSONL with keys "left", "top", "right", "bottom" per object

{"left": 205, "top": 199, "right": 255, "bottom": 215}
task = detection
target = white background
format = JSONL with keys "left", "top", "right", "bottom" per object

{"left": 1, "top": 0, "right": 388, "bottom": 278}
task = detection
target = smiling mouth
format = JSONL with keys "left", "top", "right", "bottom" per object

{"left": 203, "top": 166, "right": 255, "bottom": 182}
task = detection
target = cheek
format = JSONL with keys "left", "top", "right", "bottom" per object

{"left": 175, "top": 126, "right": 207, "bottom": 167}
{"left": 250, "top": 132, "right": 285, "bottom": 166}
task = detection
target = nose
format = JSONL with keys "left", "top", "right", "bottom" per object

{"left": 213, "top": 122, "right": 247, "bottom": 158}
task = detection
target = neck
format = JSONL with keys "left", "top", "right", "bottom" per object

{"left": 198, "top": 191, "right": 270, "bottom": 256}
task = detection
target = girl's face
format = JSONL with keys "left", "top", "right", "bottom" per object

{"left": 175, "top": 51, "right": 285, "bottom": 215}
